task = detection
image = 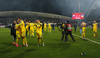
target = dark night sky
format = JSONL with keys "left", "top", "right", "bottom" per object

{"left": 0, "top": 0, "right": 97, "bottom": 18}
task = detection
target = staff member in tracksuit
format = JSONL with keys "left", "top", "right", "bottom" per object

{"left": 52, "top": 23, "right": 55, "bottom": 31}
{"left": 65, "top": 20, "right": 75, "bottom": 42}
{"left": 74, "top": 23, "right": 77, "bottom": 32}
{"left": 11, "top": 21, "right": 16, "bottom": 45}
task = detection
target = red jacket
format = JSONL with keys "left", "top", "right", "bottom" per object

{"left": 66, "top": 23, "right": 72, "bottom": 31}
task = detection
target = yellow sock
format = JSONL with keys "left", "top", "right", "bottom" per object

{"left": 48, "top": 30, "right": 49, "bottom": 32}
{"left": 23, "top": 38, "right": 25, "bottom": 45}
{"left": 94, "top": 33, "right": 95, "bottom": 36}
{"left": 32, "top": 32, "right": 34, "bottom": 36}
{"left": 38, "top": 38, "right": 41, "bottom": 44}
{"left": 27, "top": 31, "right": 29, "bottom": 35}
{"left": 50, "top": 29, "right": 51, "bottom": 33}
{"left": 45, "top": 28, "right": 46, "bottom": 31}
{"left": 30, "top": 31, "right": 32, "bottom": 36}
{"left": 41, "top": 39, "right": 44, "bottom": 44}
{"left": 16, "top": 38, "right": 19, "bottom": 44}
{"left": 24, "top": 38, "right": 27, "bottom": 45}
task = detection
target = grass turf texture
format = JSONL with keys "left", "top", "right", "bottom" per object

{"left": 0, "top": 27, "right": 100, "bottom": 58}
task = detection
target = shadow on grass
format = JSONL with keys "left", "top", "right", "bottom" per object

{"left": 0, "top": 43, "right": 16, "bottom": 57}
{"left": 0, "top": 43, "right": 16, "bottom": 53}
{"left": 95, "top": 37, "right": 100, "bottom": 40}
{"left": 58, "top": 42, "right": 71, "bottom": 50}
{"left": 46, "top": 42, "right": 71, "bottom": 51}
{"left": 11, "top": 48, "right": 37, "bottom": 58}
{"left": 82, "top": 39, "right": 88, "bottom": 41}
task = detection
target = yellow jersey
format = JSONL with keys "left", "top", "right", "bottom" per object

{"left": 19, "top": 20, "right": 25, "bottom": 32}
{"left": 48, "top": 23, "right": 51, "bottom": 28}
{"left": 26, "top": 25, "right": 29, "bottom": 31}
{"left": 44, "top": 23, "right": 47, "bottom": 27}
{"left": 36, "top": 23, "right": 42, "bottom": 32}
{"left": 93, "top": 23, "right": 97, "bottom": 29}
{"left": 30, "top": 23, "right": 34, "bottom": 30}
{"left": 15, "top": 24, "right": 20, "bottom": 34}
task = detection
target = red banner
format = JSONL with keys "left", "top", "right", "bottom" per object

{"left": 72, "top": 13, "right": 84, "bottom": 19}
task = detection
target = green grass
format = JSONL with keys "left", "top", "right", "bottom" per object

{"left": 0, "top": 27, "right": 100, "bottom": 58}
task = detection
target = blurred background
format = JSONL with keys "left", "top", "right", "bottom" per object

{"left": 0, "top": 0, "right": 100, "bottom": 27}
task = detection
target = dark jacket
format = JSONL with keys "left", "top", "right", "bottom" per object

{"left": 74, "top": 24, "right": 77, "bottom": 28}
{"left": 61, "top": 23, "right": 68, "bottom": 34}
{"left": 11, "top": 23, "right": 16, "bottom": 36}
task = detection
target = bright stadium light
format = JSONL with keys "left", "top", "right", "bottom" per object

{"left": 99, "top": 2, "right": 100, "bottom": 3}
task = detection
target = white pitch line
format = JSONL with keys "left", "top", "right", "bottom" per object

{"left": 73, "top": 34, "right": 100, "bottom": 45}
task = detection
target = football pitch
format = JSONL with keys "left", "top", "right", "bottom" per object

{"left": 0, "top": 27, "right": 100, "bottom": 58}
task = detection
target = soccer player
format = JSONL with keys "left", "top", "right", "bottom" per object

{"left": 93, "top": 20, "right": 98, "bottom": 37}
{"left": 18, "top": 18, "right": 28, "bottom": 47}
{"left": 29, "top": 22, "right": 35, "bottom": 37}
{"left": 44, "top": 22, "right": 47, "bottom": 31}
{"left": 35, "top": 20, "right": 45, "bottom": 46}
{"left": 34, "top": 24, "right": 37, "bottom": 30}
{"left": 26, "top": 22, "right": 30, "bottom": 36}
{"left": 48, "top": 22, "right": 51, "bottom": 33}
{"left": 15, "top": 20, "right": 21, "bottom": 47}
{"left": 81, "top": 22, "right": 86, "bottom": 37}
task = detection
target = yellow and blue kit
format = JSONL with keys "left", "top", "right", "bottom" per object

{"left": 19, "top": 20, "right": 27, "bottom": 45}
{"left": 48, "top": 23, "right": 51, "bottom": 33}
{"left": 36, "top": 22, "right": 45, "bottom": 46}
{"left": 44, "top": 23, "right": 47, "bottom": 31}
{"left": 29, "top": 23, "right": 35, "bottom": 37}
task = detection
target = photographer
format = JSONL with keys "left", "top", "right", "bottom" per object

{"left": 65, "top": 20, "right": 75, "bottom": 42}
{"left": 59, "top": 22, "right": 67, "bottom": 41}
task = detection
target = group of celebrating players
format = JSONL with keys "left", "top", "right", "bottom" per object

{"left": 81, "top": 20, "right": 98, "bottom": 37}
{"left": 11, "top": 18, "right": 98, "bottom": 47}
{"left": 12, "top": 18, "right": 52, "bottom": 47}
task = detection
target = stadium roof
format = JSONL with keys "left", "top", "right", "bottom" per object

{"left": 0, "top": 11, "right": 71, "bottom": 20}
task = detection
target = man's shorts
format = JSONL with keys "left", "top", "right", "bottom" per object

{"left": 93, "top": 29, "right": 97, "bottom": 32}
{"left": 30, "top": 29, "right": 34, "bottom": 32}
{"left": 36, "top": 31, "right": 42, "bottom": 38}
{"left": 16, "top": 31, "right": 21, "bottom": 38}
{"left": 48, "top": 27, "right": 51, "bottom": 29}
{"left": 21, "top": 31, "right": 26, "bottom": 37}
{"left": 82, "top": 27, "right": 86, "bottom": 32}
{"left": 44, "top": 26, "right": 46, "bottom": 28}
